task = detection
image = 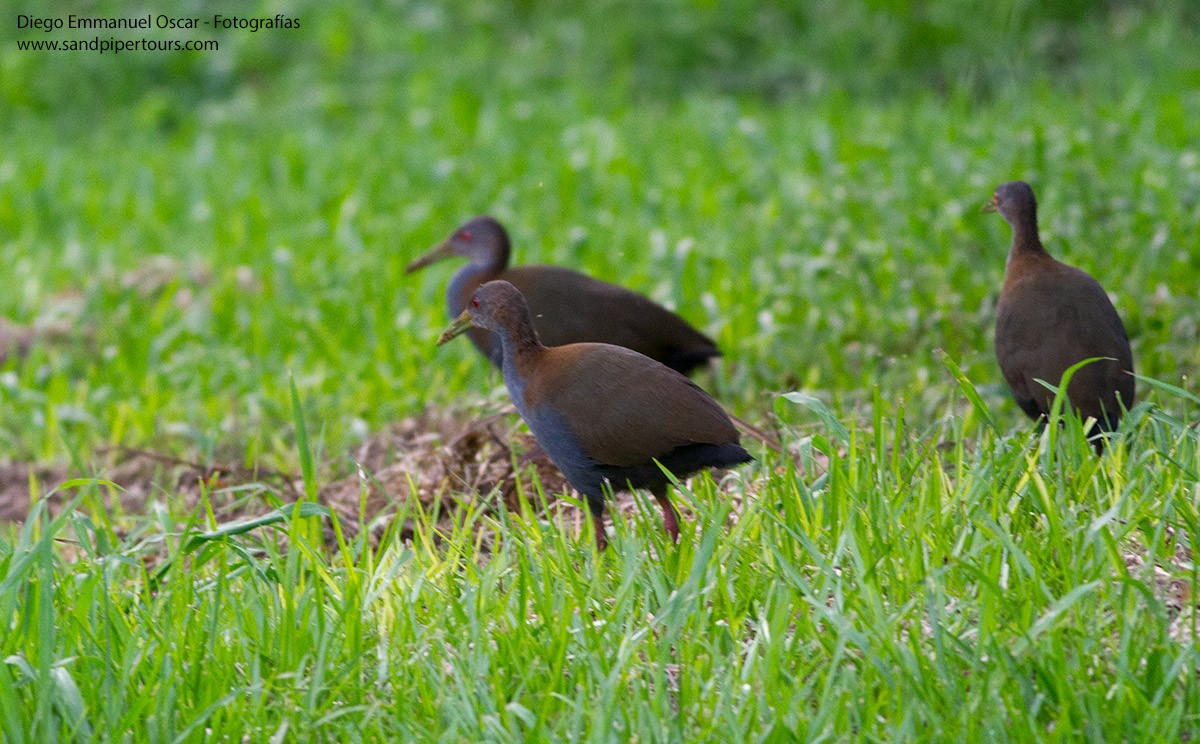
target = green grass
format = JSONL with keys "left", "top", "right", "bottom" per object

{"left": 2, "top": 0, "right": 1200, "bottom": 739}
{"left": 4, "top": 401, "right": 1198, "bottom": 740}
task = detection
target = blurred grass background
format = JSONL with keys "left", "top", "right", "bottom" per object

{"left": 4, "top": 2, "right": 1200, "bottom": 740}
{"left": 1, "top": 0, "right": 1198, "bottom": 466}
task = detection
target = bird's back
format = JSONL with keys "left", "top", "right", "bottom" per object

{"left": 503, "top": 266, "right": 720, "bottom": 374}
{"left": 518, "top": 343, "right": 738, "bottom": 468}
{"left": 996, "top": 255, "right": 1134, "bottom": 425}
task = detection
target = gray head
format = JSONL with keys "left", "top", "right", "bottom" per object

{"left": 406, "top": 216, "right": 511, "bottom": 273}
{"left": 437, "top": 280, "right": 536, "bottom": 345}
{"left": 983, "top": 181, "right": 1038, "bottom": 228}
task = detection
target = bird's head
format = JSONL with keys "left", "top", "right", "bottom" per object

{"left": 406, "top": 216, "right": 510, "bottom": 273}
{"left": 982, "top": 180, "right": 1037, "bottom": 225}
{"left": 437, "top": 280, "right": 532, "bottom": 345}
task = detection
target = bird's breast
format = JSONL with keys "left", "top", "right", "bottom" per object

{"left": 520, "top": 399, "right": 605, "bottom": 494}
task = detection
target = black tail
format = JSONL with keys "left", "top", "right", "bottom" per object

{"left": 663, "top": 346, "right": 721, "bottom": 376}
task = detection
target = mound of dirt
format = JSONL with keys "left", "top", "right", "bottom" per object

{"left": 0, "top": 449, "right": 296, "bottom": 524}
{"left": 0, "top": 406, "right": 568, "bottom": 547}
{"left": 0, "top": 391, "right": 773, "bottom": 553}
{"left": 319, "top": 406, "right": 567, "bottom": 542}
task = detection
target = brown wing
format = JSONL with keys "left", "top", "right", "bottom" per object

{"left": 522, "top": 343, "right": 737, "bottom": 467}
{"left": 996, "top": 260, "right": 1134, "bottom": 420}
{"left": 502, "top": 266, "right": 718, "bottom": 361}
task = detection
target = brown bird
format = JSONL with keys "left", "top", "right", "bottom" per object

{"left": 985, "top": 180, "right": 1135, "bottom": 451}
{"left": 438, "top": 280, "right": 752, "bottom": 550}
{"left": 409, "top": 216, "right": 720, "bottom": 375}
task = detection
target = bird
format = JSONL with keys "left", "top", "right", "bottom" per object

{"left": 408, "top": 216, "right": 720, "bottom": 375}
{"left": 985, "top": 180, "right": 1135, "bottom": 452}
{"left": 437, "top": 280, "right": 752, "bottom": 550}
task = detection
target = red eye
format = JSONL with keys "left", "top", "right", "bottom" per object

{"left": 471, "top": 298, "right": 480, "bottom": 308}
{"left": 460, "top": 229, "right": 473, "bottom": 241}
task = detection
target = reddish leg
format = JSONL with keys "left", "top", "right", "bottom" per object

{"left": 593, "top": 518, "right": 608, "bottom": 551}
{"left": 589, "top": 501, "right": 608, "bottom": 551}
{"left": 655, "top": 491, "right": 680, "bottom": 543}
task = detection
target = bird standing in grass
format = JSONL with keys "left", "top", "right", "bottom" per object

{"left": 438, "top": 280, "right": 752, "bottom": 550}
{"left": 985, "top": 180, "right": 1135, "bottom": 452}
{"left": 409, "top": 216, "right": 720, "bottom": 375}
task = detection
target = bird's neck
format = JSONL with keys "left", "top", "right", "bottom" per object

{"left": 1007, "top": 214, "right": 1047, "bottom": 260}
{"left": 497, "top": 324, "right": 543, "bottom": 364}
{"left": 1002, "top": 216, "right": 1054, "bottom": 289}
{"left": 447, "top": 261, "right": 500, "bottom": 316}
{"left": 498, "top": 326, "right": 544, "bottom": 410}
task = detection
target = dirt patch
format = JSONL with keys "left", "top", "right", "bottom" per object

{"left": 0, "top": 449, "right": 297, "bottom": 524}
{"left": 109, "top": 254, "right": 214, "bottom": 296}
{"left": 0, "top": 318, "right": 39, "bottom": 363}
{"left": 319, "top": 406, "right": 567, "bottom": 543}
{"left": 0, "top": 406, "right": 569, "bottom": 546}
{"left": 0, "top": 399, "right": 766, "bottom": 552}
{"left": 0, "top": 462, "right": 66, "bottom": 521}
{"left": 0, "top": 291, "right": 86, "bottom": 364}
{"left": 0, "top": 254, "right": 255, "bottom": 366}
{"left": 1124, "top": 540, "right": 1198, "bottom": 643}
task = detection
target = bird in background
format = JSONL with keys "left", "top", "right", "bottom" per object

{"left": 438, "top": 280, "right": 752, "bottom": 551}
{"left": 985, "top": 180, "right": 1135, "bottom": 453}
{"left": 408, "top": 216, "right": 720, "bottom": 375}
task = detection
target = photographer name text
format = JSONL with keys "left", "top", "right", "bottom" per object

{"left": 17, "top": 14, "right": 301, "bottom": 33}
